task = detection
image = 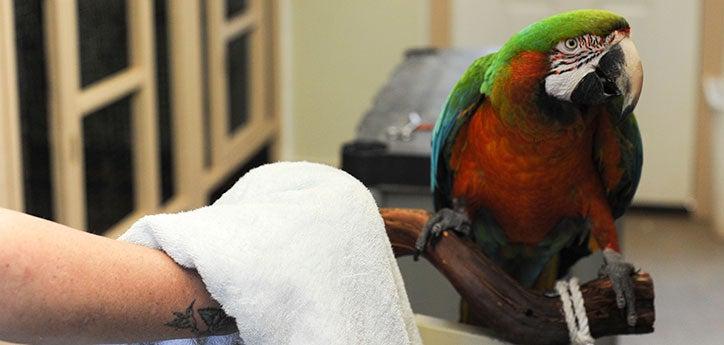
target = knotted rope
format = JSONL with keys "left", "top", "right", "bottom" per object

{"left": 555, "top": 277, "right": 594, "bottom": 345}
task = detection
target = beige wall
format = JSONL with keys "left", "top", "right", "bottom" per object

{"left": 280, "top": 1, "right": 430, "bottom": 165}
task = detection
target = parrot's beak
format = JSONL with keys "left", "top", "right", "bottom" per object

{"left": 568, "top": 34, "right": 643, "bottom": 123}
{"left": 596, "top": 36, "right": 643, "bottom": 123}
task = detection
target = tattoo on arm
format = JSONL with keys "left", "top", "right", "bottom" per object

{"left": 165, "top": 300, "right": 238, "bottom": 336}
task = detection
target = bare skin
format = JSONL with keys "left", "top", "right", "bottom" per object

{"left": 0, "top": 208, "right": 237, "bottom": 344}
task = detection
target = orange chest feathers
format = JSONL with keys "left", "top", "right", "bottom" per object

{"left": 449, "top": 103, "right": 603, "bottom": 244}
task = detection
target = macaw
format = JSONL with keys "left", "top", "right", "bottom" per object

{"left": 415, "top": 9, "right": 643, "bottom": 326}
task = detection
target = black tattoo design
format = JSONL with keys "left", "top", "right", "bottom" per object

{"left": 165, "top": 299, "right": 238, "bottom": 337}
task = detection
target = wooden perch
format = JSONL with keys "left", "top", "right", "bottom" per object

{"left": 381, "top": 208, "right": 654, "bottom": 345}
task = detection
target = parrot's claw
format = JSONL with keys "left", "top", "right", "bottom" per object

{"left": 414, "top": 208, "right": 471, "bottom": 261}
{"left": 599, "top": 248, "right": 637, "bottom": 326}
{"left": 544, "top": 290, "right": 560, "bottom": 298}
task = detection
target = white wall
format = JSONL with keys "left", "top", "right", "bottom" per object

{"left": 279, "top": 0, "right": 430, "bottom": 166}
{"left": 449, "top": 0, "right": 701, "bottom": 207}
{"left": 713, "top": 82, "right": 724, "bottom": 237}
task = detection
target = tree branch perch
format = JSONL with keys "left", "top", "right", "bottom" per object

{"left": 381, "top": 208, "right": 654, "bottom": 345}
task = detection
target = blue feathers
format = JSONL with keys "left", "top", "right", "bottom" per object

{"left": 431, "top": 53, "right": 495, "bottom": 208}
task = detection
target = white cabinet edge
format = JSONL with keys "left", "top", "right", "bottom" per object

{"left": 415, "top": 314, "right": 511, "bottom": 345}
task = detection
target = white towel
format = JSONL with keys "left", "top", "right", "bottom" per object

{"left": 119, "top": 162, "right": 422, "bottom": 345}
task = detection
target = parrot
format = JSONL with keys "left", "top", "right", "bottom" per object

{"left": 415, "top": 9, "right": 643, "bottom": 326}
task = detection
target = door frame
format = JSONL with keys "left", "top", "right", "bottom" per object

{"left": 0, "top": 0, "right": 24, "bottom": 211}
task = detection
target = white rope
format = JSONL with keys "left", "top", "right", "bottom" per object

{"left": 555, "top": 277, "right": 594, "bottom": 345}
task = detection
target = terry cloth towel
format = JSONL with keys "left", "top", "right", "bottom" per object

{"left": 118, "top": 162, "right": 422, "bottom": 345}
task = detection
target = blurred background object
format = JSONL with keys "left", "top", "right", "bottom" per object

{"left": 0, "top": 1, "right": 723, "bottom": 344}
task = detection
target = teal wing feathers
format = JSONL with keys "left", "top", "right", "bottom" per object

{"left": 596, "top": 114, "right": 644, "bottom": 218}
{"left": 431, "top": 53, "right": 496, "bottom": 210}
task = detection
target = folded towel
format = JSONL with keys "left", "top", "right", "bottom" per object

{"left": 119, "top": 162, "right": 422, "bottom": 345}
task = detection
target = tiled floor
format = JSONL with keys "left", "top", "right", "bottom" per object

{"left": 618, "top": 212, "right": 724, "bottom": 345}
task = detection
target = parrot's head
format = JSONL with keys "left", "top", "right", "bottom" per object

{"left": 484, "top": 9, "right": 643, "bottom": 124}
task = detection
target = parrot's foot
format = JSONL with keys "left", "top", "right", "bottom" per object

{"left": 414, "top": 207, "right": 471, "bottom": 261}
{"left": 599, "top": 248, "right": 638, "bottom": 326}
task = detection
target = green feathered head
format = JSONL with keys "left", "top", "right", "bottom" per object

{"left": 482, "top": 9, "right": 641, "bottom": 123}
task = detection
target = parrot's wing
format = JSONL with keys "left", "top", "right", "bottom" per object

{"left": 595, "top": 114, "right": 643, "bottom": 219}
{"left": 431, "top": 53, "right": 495, "bottom": 209}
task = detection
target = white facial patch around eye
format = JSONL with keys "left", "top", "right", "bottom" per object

{"left": 544, "top": 32, "right": 619, "bottom": 101}
{"left": 545, "top": 61, "right": 599, "bottom": 101}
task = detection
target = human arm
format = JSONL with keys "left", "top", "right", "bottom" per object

{"left": 0, "top": 207, "right": 237, "bottom": 344}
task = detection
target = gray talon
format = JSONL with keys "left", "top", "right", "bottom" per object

{"left": 617, "top": 294, "right": 626, "bottom": 309}
{"left": 544, "top": 290, "right": 560, "bottom": 298}
{"left": 414, "top": 207, "right": 471, "bottom": 261}
{"left": 628, "top": 313, "right": 637, "bottom": 328}
{"left": 601, "top": 248, "right": 637, "bottom": 326}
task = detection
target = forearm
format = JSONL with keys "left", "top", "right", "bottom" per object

{"left": 0, "top": 208, "right": 236, "bottom": 344}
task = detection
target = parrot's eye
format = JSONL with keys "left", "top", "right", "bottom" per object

{"left": 564, "top": 38, "right": 578, "bottom": 51}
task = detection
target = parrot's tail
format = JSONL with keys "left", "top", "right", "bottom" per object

{"left": 533, "top": 254, "right": 561, "bottom": 291}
